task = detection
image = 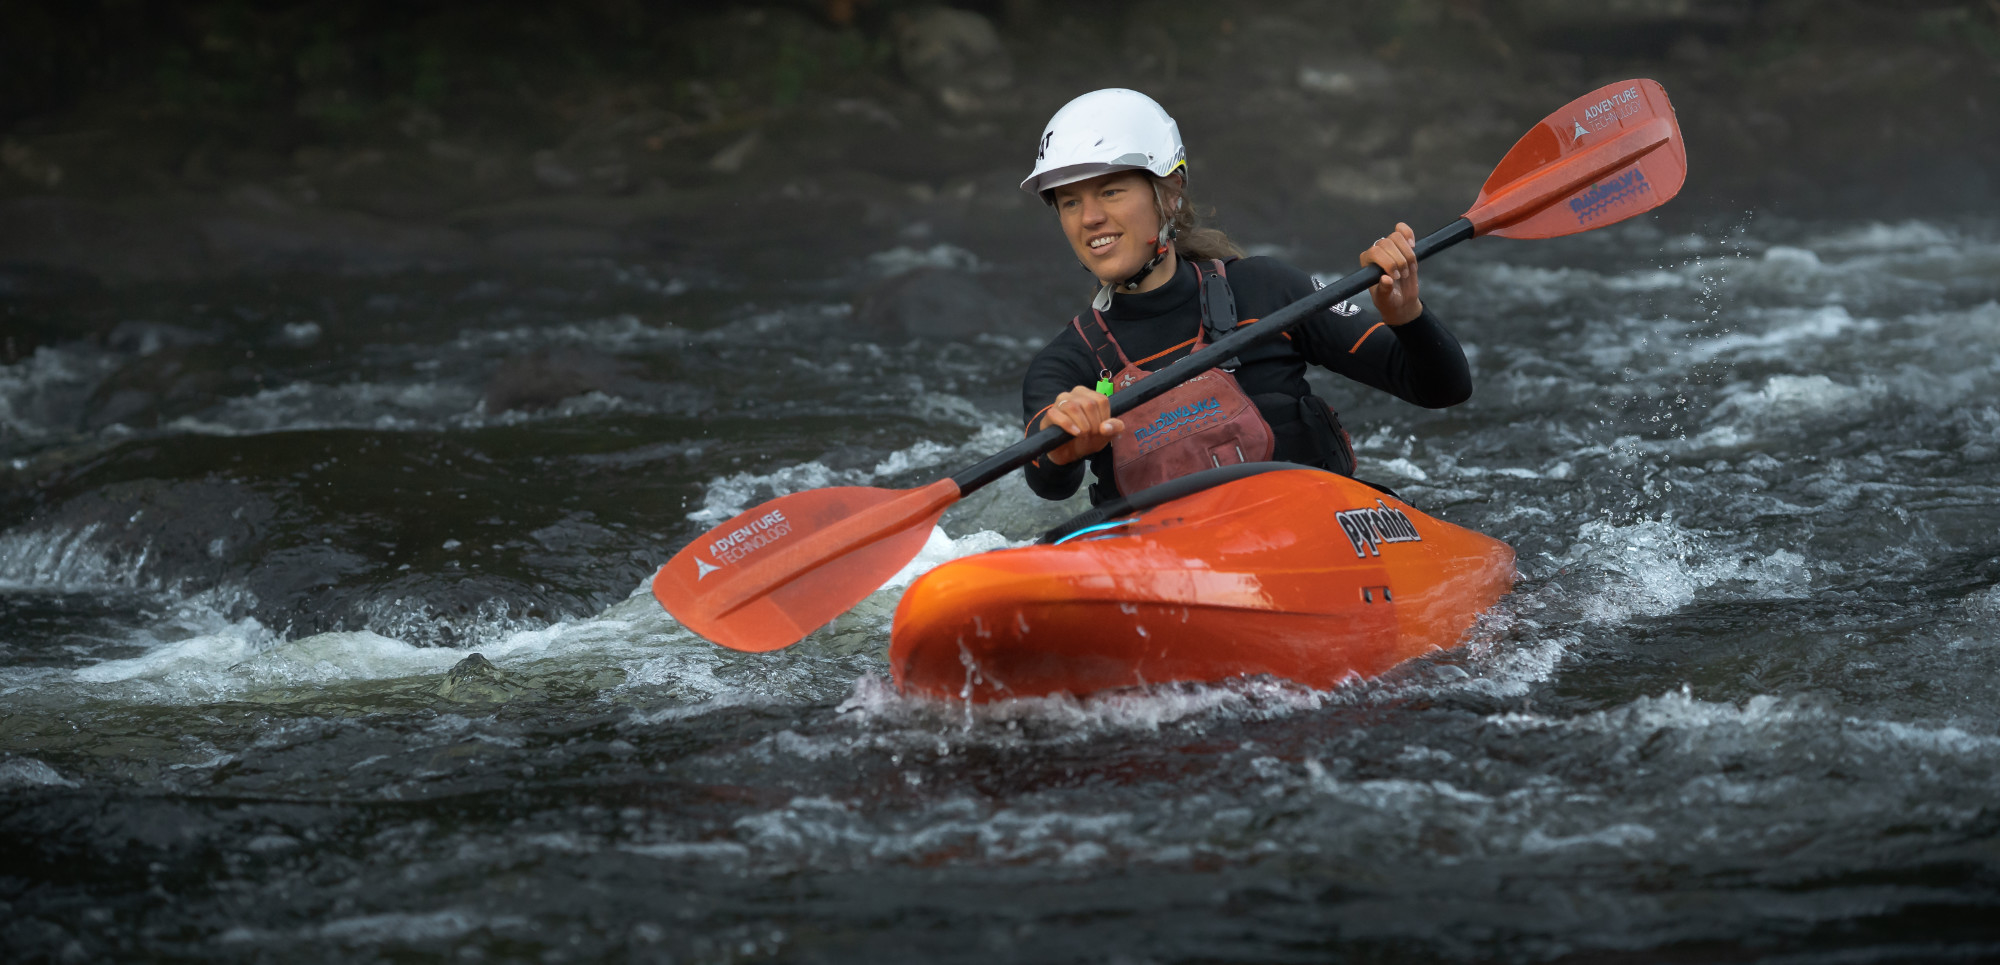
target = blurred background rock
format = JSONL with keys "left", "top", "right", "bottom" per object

{"left": 1, "top": 0, "right": 1995, "bottom": 295}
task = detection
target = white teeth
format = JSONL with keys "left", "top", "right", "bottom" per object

{"left": 1090, "top": 236, "right": 1115, "bottom": 249}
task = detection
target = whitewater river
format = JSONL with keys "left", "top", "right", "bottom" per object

{"left": 4, "top": 216, "right": 1999, "bottom": 962}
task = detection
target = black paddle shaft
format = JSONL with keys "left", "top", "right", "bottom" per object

{"left": 950, "top": 217, "right": 1476, "bottom": 494}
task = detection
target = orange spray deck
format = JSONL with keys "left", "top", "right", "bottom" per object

{"left": 889, "top": 469, "right": 1515, "bottom": 702}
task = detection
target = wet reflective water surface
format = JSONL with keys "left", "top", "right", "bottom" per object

{"left": 5, "top": 218, "right": 2000, "bottom": 962}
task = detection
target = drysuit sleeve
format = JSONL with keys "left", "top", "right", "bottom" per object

{"left": 1020, "top": 326, "right": 1099, "bottom": 501}
{"left": 1292, "top": 304, "right": 1472, "bottom": 409}
{"left": 1226, "top": 257, "right": 1471, "bottom": 409}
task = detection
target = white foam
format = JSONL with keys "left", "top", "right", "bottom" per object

{"left": 0, "top": 524, "right": 155, "bottom": 592}
{"left": 57, "top": 581, "right": 704, "bottom": 705}
{"left": 865, "top": 243, "right": 982, "bottom": 276}
{"left": 1420, "top": 519, "right": 1814, "bottom": 702}
{"left": 1805, "top": 220, "right": 1957, "bottom": 253}
{"left": 0, "top": 757, "right": 79, "bottom": 788}
{"left": 1708, "top": 373, "right": 1882, "bottom": 428}
{"left": 1561, "top": 516, "right": 1810, "bottom": 624}
{"left": 0, "top": 345, "right": 116, "bottom": 442}
{"left": 687, "top": 423, "right": 1015, "bottom": 525}
{"left": 1960, "top": 584, "right": 2000, "bottom": 619}
{"left": 833, "top": 672, "right": 1331, "bottom": 742}
{"left": 1434, "top": 263, "right": 1679, "bottom": 307}
{"left": 1519, "top": 822, "right": 1658, "bottom": 852}
{"left": 1373, "top": 457, "right": 1430, "bottom": 481}
{"left": 166, "top": 379, "right": 482, "bottom": 435}
{"left": 1736, "top": 245, "right": 1827, "bottom": 289}
{"left": 316, "top": 909, "right": 525, "bottom": 943}
{"left": 450, "top": 313, "right": 690, "bottom": 351}
{"left": 619, "top": 840, "right": 753, "bottom": 862}
{"left": 729, "top": 793, "right": 1133, "bottom": 869}
{"left": 1453, "top": 626, "right": 1576, "bottom": 701}
{"left": 1491, "top": 687, "right": 2000, "bottom": 768}
{"left": 74, "top": 619, "right": 273, "bottom": 684}
{"left": 1683, "top": 305, "right": 1873, "bottom": 364}
{"left": 1845, "top": 718, "right": 2000, "bottom": 756}
{"left": 879, "top": 527, "right": 1017, "bottom": 591}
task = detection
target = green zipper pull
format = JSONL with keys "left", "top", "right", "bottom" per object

{"left": 1095, "top": 376, "right": 1115, "bottom": 396}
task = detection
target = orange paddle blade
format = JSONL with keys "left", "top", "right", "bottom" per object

{"left": 1465, "top": 78, "right": 1686, "bottom": 239}
{"left": 652, "top": 479, "right": 960, "bottom": 652}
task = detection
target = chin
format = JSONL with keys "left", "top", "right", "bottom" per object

{"left": 1091, "top": 261, "right": 1141, "bottom": 285}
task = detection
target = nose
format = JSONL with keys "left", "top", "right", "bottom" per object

{"left": 1076, "top": 194, "right": 1106, "bottom": 226}
{"left": 1080, "top": 201, "right": 1112, "bottom": 233}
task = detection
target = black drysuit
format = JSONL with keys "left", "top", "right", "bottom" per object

{"left": 1020, "top": 256, "right": 1472, "bottom": 505}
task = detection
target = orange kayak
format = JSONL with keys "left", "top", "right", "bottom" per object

{"left": 889, "top": 466, "right": 1515, "bottom": 702}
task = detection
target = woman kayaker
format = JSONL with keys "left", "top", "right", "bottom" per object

{"left": 1019, "top": 88, "right": 1472, "bottom": 505}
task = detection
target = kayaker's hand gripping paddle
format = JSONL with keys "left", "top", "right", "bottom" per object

{"left": 655, "top": 78, "right": 1688, "bottom": 653}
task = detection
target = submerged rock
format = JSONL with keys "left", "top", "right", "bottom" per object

{"left": 435, "top": 652, "right": 527, "bottom": 703}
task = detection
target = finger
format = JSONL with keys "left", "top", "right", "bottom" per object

{"left": 1366, "top": 243, "right": 1391, "bottom": 277}
{"left": 1055, "top": 401, "right": 1083, "bottom": 435}
{"left": 1386, "top": 237, "right": 1409, "bottom": 269}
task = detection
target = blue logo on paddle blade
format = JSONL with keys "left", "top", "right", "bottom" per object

{"left": 1569, "top": 169, "right": 1651, "bottom": 225}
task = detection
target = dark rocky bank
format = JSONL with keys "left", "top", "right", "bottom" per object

{"left": 2, "top": 0, "right": 1997, "bottom": 342}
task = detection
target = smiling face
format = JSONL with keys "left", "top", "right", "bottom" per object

{"left": 1052, "top": 170, "right": 1176, "bottom": 290}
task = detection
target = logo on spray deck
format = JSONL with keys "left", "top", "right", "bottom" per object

{"left": 1568, "top": 168, "right": 1651, "bottom": 224}
{"left": 1132, "top": 396, "right": 1221, "bottom": 450}
{"left": 1335, "top": 500, "right": 1423, "bottom": 558}
{"left": 699, "top": 509, "right": 792, "bottom": 577}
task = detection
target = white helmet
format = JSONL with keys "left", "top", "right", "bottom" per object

{"left": 1020, "top": 88, "right": 1186, "bottom": 205}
